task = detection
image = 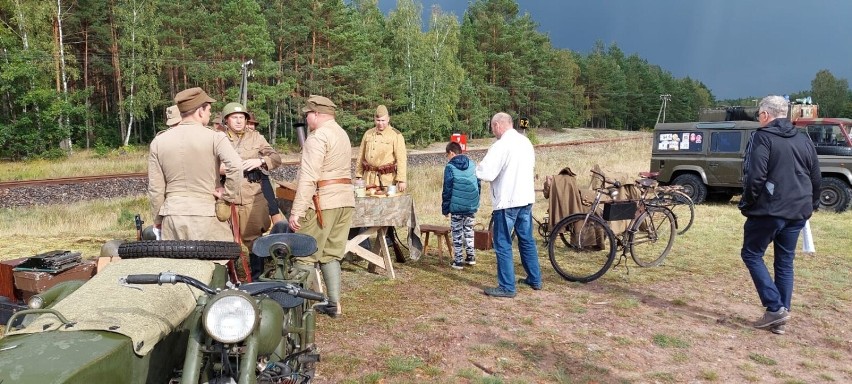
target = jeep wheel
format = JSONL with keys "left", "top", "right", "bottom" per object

{"left": 672, "top": 174, "right": 708, "bottom": 204}
{"left": 118, "top": 240, "right": 241, "bottom": 260}
{"left": 819, "top": 177, "right": 852, "bottom": 213}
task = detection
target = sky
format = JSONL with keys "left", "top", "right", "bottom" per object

{"left": 377, "top": 0, "right": 852, "bottom": 100}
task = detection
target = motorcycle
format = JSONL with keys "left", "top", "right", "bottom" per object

{"left": 0, "top": 233, "right": 324, "bottom": 384}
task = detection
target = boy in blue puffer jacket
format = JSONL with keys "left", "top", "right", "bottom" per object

{"left": 442, "top": 141, "right": 481, "bottom": 269}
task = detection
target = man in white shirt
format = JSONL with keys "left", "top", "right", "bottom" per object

{"left": 476, "top": 112, "right": 542, "bottom": 298}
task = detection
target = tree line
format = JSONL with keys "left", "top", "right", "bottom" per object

{"left": 4, "top": 0, "right": 840, "bottom": 160}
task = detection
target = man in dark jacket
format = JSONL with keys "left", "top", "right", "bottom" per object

{"left": 739, "top": 95, "right": 821, "bottom": 335}
{"left": 442, "top": 141, "right": 480, "bottom": 269}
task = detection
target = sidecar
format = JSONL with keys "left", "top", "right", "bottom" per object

{"left": 0, "top": 241, "right": 235, "bottom": 383}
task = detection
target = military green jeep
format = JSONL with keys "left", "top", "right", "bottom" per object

{"left": 649, "top": 119, "right": 852, "bottom": 212}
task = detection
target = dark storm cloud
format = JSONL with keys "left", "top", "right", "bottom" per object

{"left": 378, "top": 0, "right": 852, "bottom": 99}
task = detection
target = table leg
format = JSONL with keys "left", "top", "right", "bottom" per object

{"left": 345, "top": 227, "right": 396, "bottom": 279}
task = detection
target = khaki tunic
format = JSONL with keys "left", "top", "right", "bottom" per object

{"left": 226, "top": 129, "right": 283, "bottom": 246}
{"left": 292, "top": 119, "right": 355, "bottom": 264}
{"left": 355, "top": 126, "right": 407, "bottom": 187}
{"left": 148, "top": 122, "right": 242, "bottom": 241}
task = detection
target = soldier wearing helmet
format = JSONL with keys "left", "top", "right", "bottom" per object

{"left": 244, "top": 111, "right": 286, "bottom": 226}
{"left": 220, "top": 102, "right": 283, "bottom": 280}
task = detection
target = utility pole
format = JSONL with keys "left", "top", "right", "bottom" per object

{"left": 657, "top": 94, "right": 671, "bottom": 123}
{"left": 239, "top": 59, "right": 253, "bottom": 107}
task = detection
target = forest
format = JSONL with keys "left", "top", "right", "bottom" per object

{"left": 1, "top": 0, "right": 849, "bottom": 159}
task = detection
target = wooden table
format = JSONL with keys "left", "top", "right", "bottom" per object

{"left": 346, "top": 194, "right": 422, "bottom": 279}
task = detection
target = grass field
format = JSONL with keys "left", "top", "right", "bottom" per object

{"left": 1, "top": 129, "right": 850, "bottom": 383}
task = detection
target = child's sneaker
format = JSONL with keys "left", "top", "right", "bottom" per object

{"left": 451, "top": 261, "right": 465, "bottom": 270}
{"left": 465, "top": 257, "right": 476, "bottom": 265}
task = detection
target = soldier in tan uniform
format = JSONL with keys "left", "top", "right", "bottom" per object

{"left": 220, "top": 102, "right": 283, "bottom": 280}
{"left": 355, "top": 105, "right": 408, "bottom": 261}
{"left": 289, "top": 95, "right": 354, "bottom": 318}
{"left": 245, "top": 111, "right": 286, "bottom": 226}
{"left": 148, "top": 87, "right": 242, "bottom": 240}
{"left": 355, "top": 105, "right": 408, "bottom": 191}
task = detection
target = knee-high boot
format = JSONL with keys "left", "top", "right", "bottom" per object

{"left": 316, "top": 260, "right": 341, "bottom": 317}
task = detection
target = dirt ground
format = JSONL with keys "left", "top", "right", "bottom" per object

{"left": 312, "top": 246, "right": 851, "bottom": 383}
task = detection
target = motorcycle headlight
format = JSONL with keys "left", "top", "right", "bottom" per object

{"left": 203, "top": 290, "right": 259, "bottom": 344}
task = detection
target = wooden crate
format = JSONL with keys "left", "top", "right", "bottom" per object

{"left": 13, "top": 261, "right": 96, "bottom": 301}
{"left": 0, "top": 257, "right": 28, "bottom": 301}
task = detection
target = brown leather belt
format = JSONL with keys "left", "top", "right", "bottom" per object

{"left": 361, "top": 161, "right": 397, "bottom": 175}
{"left": 317, "top": 178, "right": 352, "bottom": 188}
{"left": 313, "top": 178, "right": 352, "bottom": 228}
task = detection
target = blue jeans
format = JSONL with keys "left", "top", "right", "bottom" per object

{"left": 492, "top": 204, "right": 542, "bottom": 293}
{"left": 740, "top": 216, "right": 805, "bottom": 312}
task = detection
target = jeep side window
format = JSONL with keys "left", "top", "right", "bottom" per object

{"left": 710, "top": 131, "right": 743, "bottom": 153}
{"left": 806, "top": 125, "right": 843, "bottom": 146}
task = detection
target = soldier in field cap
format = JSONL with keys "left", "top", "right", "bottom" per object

{"left": 148, "top": 87, "right": 243, "bottom": 241}
{"left": 289, "top": 94, "right": 354, "bottom": 318}
{"left": 355, "top": 103, "right": 409, "bottom": 262}
{"left": 165, "top": 105, "right": 181, "bottom": 128}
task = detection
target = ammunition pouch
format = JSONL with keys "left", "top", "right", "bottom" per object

{"left": 215, "top": 200, "right": 232, "bottom": 222}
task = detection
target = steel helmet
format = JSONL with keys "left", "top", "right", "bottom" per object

{"left": 222, "top": 102, "right": 249, "bottom": 119}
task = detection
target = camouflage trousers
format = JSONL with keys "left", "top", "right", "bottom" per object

{"left": 450, "top": 213, "right": 475, "bottom": 262}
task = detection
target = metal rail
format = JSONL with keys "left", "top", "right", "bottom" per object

{"left": 0, "top": 136, "right": 641, "bottom": 189}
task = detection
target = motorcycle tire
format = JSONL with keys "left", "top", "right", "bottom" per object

{"left": 118, "top": 240, "right": 241, "bottom": 260}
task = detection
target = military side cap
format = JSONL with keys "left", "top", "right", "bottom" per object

{"left": 375, "top": 104, "right": 389, "bottom": 118}
{"left": 165, "top": 105, "right": 181, "bottom": 126}
{"left": 175, "top": 87, "right": 216, "bottom": 113}
{"left": 301, "top": 95, "right": 336, "bottom": 115}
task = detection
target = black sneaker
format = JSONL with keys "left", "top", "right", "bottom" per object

{"left": 483, "top": 287, "right": 516, "bottom": 298}
{"left": 753, "top": 307, "right": 789, "bottom": 329}
{"left": 465, "top": 257, "right": 476, "bottom": 265}
{"left": 451, "top": 261, "right": 464, "bottom": 270}
{"left": 517, "top": 278, "right": 542, "bottom": 290}
{"left": 314, "top": 302, "right": 339, "bottom": 318}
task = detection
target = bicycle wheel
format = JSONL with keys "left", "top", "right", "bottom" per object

{"left": 664, "top": 190, "right": 695, "bottom": 235}
{"left": 629, "top": 206, "right": 676, "bottom": 267}
{"left": 548, "top": 213, "right": 617, "bottom": 283}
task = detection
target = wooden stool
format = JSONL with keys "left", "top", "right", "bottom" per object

{"left": 419, "top": 224, "right": 452, "bottom": 261}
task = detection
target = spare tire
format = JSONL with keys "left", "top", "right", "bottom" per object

{"left": 118, "top": 240, "right": 241, "bottom": 260}
{"left": 815, "top": 146, "right": 852, "bottom": 156}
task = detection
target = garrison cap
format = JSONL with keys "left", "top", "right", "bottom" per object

{"left": 174, "top": 87, "right": 216, "bottom": 113}
{"left": 375, "top": 105, "right": 389, "bottom": 118}
{"left": 301, "top": 95, "right": 336, "bottom": 115}
{"left": 165, "top": 105, "right": 181, "bottom": 126}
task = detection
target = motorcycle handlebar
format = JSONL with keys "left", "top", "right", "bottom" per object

{"left": 124, "top": 274, "right": 162, "bottom": 284}
{"left": 296, "top": 288, "right": 325, "bottom": 302}
{"left": 123, "top": 273, "right": 216, "bottom": 295}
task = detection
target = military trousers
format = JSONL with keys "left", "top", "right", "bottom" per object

{"left": 162, "top": 215, "right": 233, "bottom": 241}
{"left": 295, "top": 207, "right": 354, "bottom": 265}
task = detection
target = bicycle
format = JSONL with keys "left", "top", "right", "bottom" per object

{"left": 547, "top": 169, "right": 677, "bottom": 283}
{"left": 637, "top": 171, "right": 695, "bottom": 235}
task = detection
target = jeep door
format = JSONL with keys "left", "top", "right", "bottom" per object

{"left": 703, "top": 129, "right": 747, "bottom": 187}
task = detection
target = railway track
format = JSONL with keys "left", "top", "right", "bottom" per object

{"left": 0, "top": 136, "right": 641, "bottom": 208}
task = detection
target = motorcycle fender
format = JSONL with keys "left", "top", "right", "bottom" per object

{"left": 257, "top": 298, "right": 285, "bottom": 355}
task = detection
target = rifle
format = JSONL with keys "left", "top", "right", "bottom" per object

{"left": 134, "top": 214, "right": 144, "bottom": 241}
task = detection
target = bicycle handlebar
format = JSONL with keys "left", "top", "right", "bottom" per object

{"left": 590, "top": 169, "right": 621, "bottom": 189}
